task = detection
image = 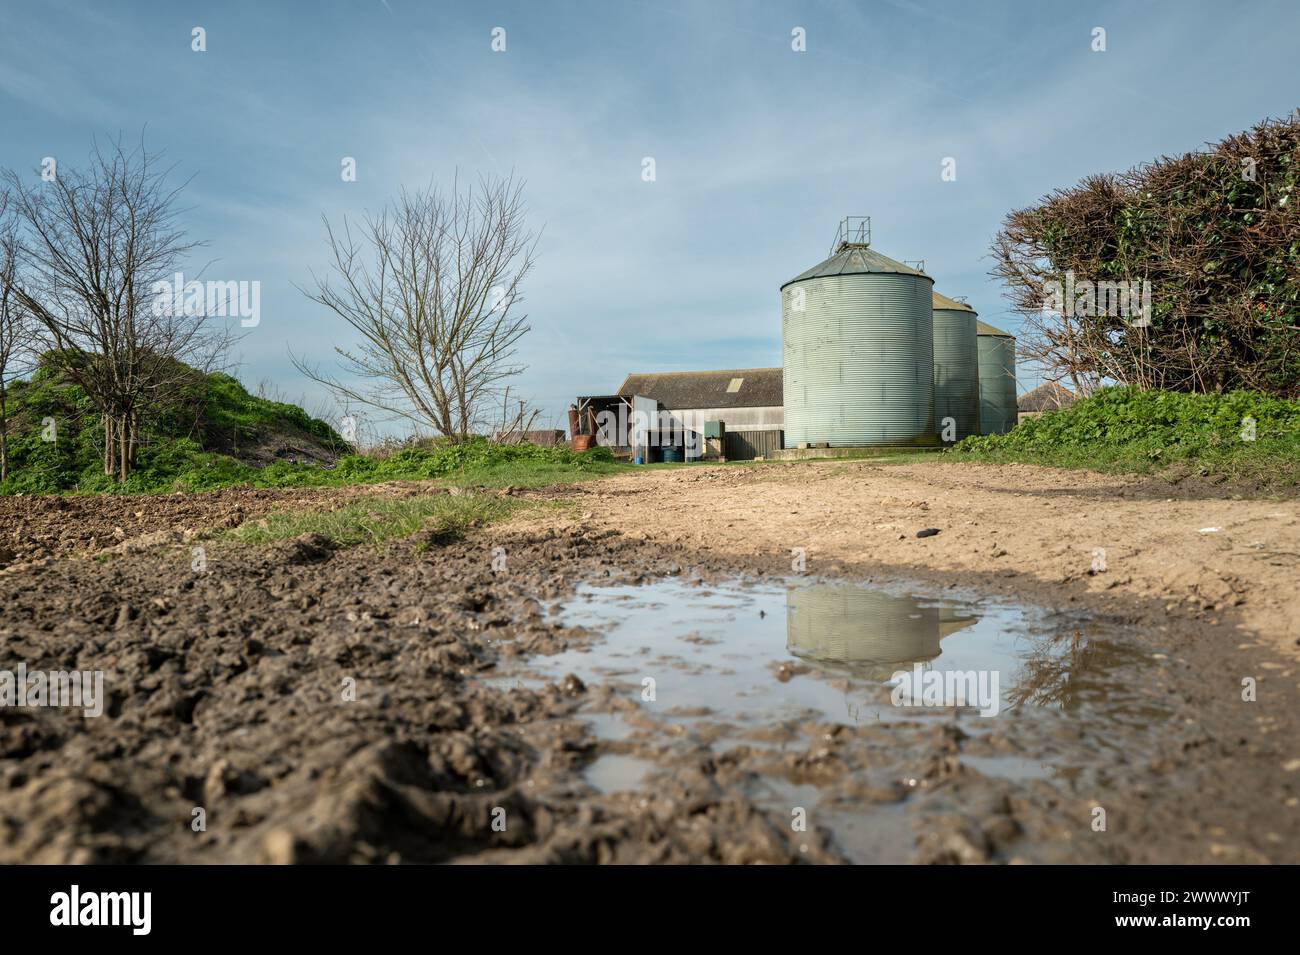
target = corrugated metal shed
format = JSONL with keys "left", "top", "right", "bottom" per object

{"left": 618, "top": 368, "right": 782, "bottom": 410}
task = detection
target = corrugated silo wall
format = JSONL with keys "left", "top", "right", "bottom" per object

{"left": 932, "top": 307, "right": 981, "bottom": 441}
{"left": 782, "top": 274, "right": 936, "bottom": 447}
{"left": 976, "top": 334, "right": 1018, "bottom": 434}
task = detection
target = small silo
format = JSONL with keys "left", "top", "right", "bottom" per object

{"left": 781, "top": 218, "right": 937, "bottom": 448}
{"left": 976, "top": 320, "right": 1017, "bottom": 435}
{"left": 931, "top": 291, "right": 980, "bottom": 442}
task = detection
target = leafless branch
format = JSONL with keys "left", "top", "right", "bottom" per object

{"left": 296, "top": 173, "right": 539, "bottom": 442}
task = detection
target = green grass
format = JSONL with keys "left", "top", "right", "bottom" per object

{"left": 147, "top": 440, "right": 621, "bottom": 494}
{"left": 388, "top": 444, "right": 623, "bottom": 489}
{"left": 224, "top": 492, "right": 519, "bottom": 548}
{"left": 0, "top": 352, "right": 621, "bottom": 496}
{"left": 951, "top": 386, "right": 1300, "bottom": 489}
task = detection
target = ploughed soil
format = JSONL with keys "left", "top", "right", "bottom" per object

{"left": 1, "top": 458, "right": 1298, "bottom": 864}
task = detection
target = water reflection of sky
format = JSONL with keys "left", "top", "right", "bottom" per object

{"left": 524, "top": 577, "right": 1125, "bottom": 726}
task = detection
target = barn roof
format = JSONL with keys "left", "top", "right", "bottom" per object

{"left": 617, "top": 368, "right": 783, "bottom": 410}
{"left": 1018, "top": 381, "right": 1078, "bottom": 412}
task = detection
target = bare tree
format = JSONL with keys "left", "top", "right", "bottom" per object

{"left": 2, "top": 136, "right": 229, "bottom": 481}
{"left": 0, "top": 187, "right": 35, "bottom": 481}
{"left": 296, "top": 174, "right": 539, "bottom": 442}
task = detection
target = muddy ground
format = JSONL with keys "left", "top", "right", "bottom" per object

{"left": 1, "top": 459, "right": 1298, "bottom": 863}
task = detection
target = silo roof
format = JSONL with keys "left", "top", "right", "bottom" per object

{"left": 781, "top": 246, "right": 932, "bottom": 290}
{"left": 976, "top": 319, "right": 1013, "bottom": 337}
{"left": 932, "top": 290, "right": 976, "bottom": 313}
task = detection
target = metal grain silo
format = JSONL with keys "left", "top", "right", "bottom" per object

{"left": 976, "top": 320, "right": 1017, "bottom": 434}
{"left": 781, "top": 218, "right": 937, "bottom": 448}
{"left": 785, "top": 584, "right": 978, "bottom": 682}
{"left": 931, "top": 291, "right": 980, "bottom": 442}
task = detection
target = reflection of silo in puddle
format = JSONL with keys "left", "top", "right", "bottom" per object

{"left": 786, "top": 585, "right": 978, "bottom": 681}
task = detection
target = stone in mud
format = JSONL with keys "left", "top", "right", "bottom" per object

{"left": 204, "top": 759, "right": 269, "bottom": 804}
{"left": 278, "top": 532, "right": 336, "bottom": 564}
{"left": 560, "top": 673, "right": 586, "bottom": 696}
{"left": 916, "top": 528, "right": 941, "bottom": 538}
{"left": 261, "top": 828, "right": 306, "bottom": 865}
{"left": 915, "top": 823, "right": 991, "bottom": 864}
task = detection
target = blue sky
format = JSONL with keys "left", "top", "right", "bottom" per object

{"left": 1, "top": 0, "right": 1295, "bottom": 431}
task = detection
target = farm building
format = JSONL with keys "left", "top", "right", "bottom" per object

{"left": 619, "top": 368, "right": 784, "bottom": 460}
{"left": 573, "top": 217, "right": 1020, "bottom": 459}
{"left": 571, "top": 369, "right": 783, "bottom": 461}
{"left": 1017, "top": 382, "right": 1077, "bottom": 422}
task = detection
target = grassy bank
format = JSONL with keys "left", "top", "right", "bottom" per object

{"left": 3, "top": 434, "right": 622, "bottom": 496}
{"left": 952, "top": 387, "right": 1300, "bottom": 489}
{"left": 0, "top": 356, "right": 619, "bottom": 494}
{"left": 225, "top": 491, "right": 519, "bottom": 548}
{"left": 0, "top": 357, "right": 346, "bottom": 494}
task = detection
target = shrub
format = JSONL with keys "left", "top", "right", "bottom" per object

{"left": 993, "top": 111, "right": 1300, "bottom": 396}
{"left": 954, "top": 386, "right": 1300, "bottom": 487}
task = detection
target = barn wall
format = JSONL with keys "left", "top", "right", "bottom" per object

{"left": 663, "top": 406, "right": 784, "bottom": 433}
{"left": 724, "top": 429, "right": 785, "bottom": 460}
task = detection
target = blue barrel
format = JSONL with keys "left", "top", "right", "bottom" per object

{"left": 661, "top": 447, "right": 684, "bottom": 463}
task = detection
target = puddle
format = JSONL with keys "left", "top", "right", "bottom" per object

{"left": 528, "top": 578, "right": 1119, "bottom": 727}
{"left": 504, "top": 575, "right": 1161, "bottom": 862}
{"left": 584, "top": 753, "right": 657, "bottom": 794}
{"left": 960, "top": 754, "right": 1053, "bottom": 781}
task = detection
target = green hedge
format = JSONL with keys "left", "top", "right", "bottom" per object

{"left": 953, "top": 386, "right": 1300, "bottom": 486}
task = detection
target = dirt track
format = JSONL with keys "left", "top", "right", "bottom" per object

{"left": 533, "top": 459, "right": 1300, "bottom": 654}
{"left": 1, "top": 459, "right": 1298, "bottom": 864}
